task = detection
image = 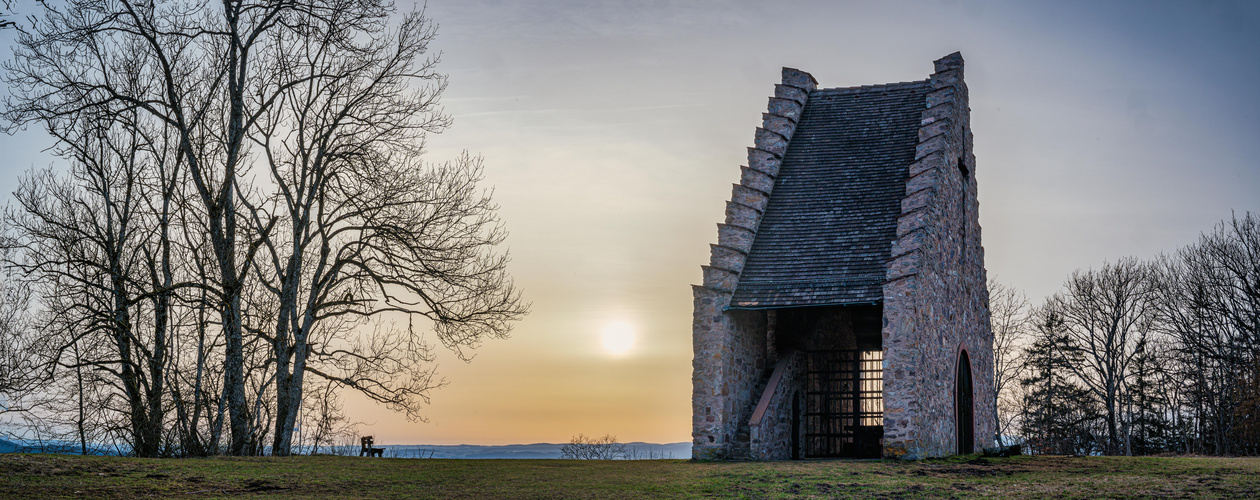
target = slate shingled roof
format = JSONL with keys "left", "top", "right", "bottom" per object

{"left": 729, "top": 80, "right": 931, "bottom": 308}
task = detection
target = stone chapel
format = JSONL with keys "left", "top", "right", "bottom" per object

{"left": 691, "top": 53, "right": 994, "bottom": 460}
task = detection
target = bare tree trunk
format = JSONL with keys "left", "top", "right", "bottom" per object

{"left": 73, "top": 340, "right": 87, "bottom": 456}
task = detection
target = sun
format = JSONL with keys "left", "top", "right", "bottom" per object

{"left": 600, "top": 321, "right": 636, "bottom": 356}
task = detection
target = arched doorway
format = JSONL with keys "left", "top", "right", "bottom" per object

{"left": 955, "top": 350, "right": 975, "bottom": 455}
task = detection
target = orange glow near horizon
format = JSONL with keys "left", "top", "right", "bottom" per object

{"left": 248, "top": 2, "right": 1260, "bottom": 447}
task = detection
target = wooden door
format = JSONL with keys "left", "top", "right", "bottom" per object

{"left": 956, "top": 351, "right": 975, "bottom": 455}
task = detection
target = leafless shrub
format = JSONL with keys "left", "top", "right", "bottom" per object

{"left": 560, "top": 433, "right": 627, "bottom": 460}
{"left": 386, "top": 447, "right": 435, "bottom": 459}
{"left": 625, "top": 446, "right": 673, "bottom": 460}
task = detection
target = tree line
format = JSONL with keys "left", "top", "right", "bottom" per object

{"left": 992, "top": 212, "right": 1260, "bottom": 456}
{"left": 0, "top": 0, "right": 525, "bottom": 457}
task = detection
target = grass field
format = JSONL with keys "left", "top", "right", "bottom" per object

{"left": 2, "top": 453, "right": 1259, "bottom": 499}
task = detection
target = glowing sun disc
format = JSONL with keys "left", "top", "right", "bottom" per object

{"left": 601, "top": 322, "right": 635, "bottom": 356}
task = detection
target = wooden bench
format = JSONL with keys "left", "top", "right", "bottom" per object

{"left": 360, "top": 436, "right": 385, "bottom": 457}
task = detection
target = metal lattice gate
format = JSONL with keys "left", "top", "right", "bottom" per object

{"left": 804, "top": 350, "right": 884, "bottom": 458}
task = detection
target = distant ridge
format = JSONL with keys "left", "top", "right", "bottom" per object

{"left": 380, "top": 442, "right": 692, "bottom": 459}
{"left": 0, "top": 439, "right": 693, "bottom": 459}
{"left": 0, "top": 438, "right": 112, "bottom": 455}
{"left": 0, "top": 438, "right": 21, "bottom": 453}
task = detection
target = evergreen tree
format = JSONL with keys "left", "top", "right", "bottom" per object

{"left": 1128, "top": 331, "right": 1172, "bottom": 455}
{"left": 1021, "top": 307, "right": 1102, "bottom": 455}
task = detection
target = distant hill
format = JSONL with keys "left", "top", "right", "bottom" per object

{"left": 0, "top": 439, "right": 114, "bottom": 455}
{"left": 0, "top": 439, "right": 21, "bottom": 453}
{"left": 381, "top": 442, "right": 691, "bottom": 460}
{"left": 0, "top": 438, "right": 693, "bottom": 459}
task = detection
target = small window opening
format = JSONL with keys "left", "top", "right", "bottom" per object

{"left": 958, "top": 157, "right": 970, "bottom": 181}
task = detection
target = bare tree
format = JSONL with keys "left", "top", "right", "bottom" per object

{"left": 0, "top": 0, "right": 16, "bottom": 31}
{"left": 1195, "top": 214, "right": 1260, "bottom": 361}
{"left": 989, "top": 278, "right": 1029, "bottom": 447}
{"left": 0, "top": 259, "right": 33, "bottom": 409}
{"left": 1003, "top": 213, "right": 1260, "bottom": 456}
{"left": 4, "top": 0, "right": 246, "bottom": 454}
{"left": 1, "top": 103, "right": 186, "bottom": 456}
{"left": 1152, "top": 252, "right": 1233, "bottom": 453}
{"left": 295, "top": 379, "right": 361, "bottom": 456}
{"left": 168, "top": 216, "right": 231, "bottom": 456}
{"left": 240, "top": 7, "right": 523, "bottom": 455}
{"left": 1054, "top": 257, "right": 1158, "bottom": 455}
{"left": 2, "top": 0, "right": 524, "bottom": 456}
{"left": 1152, "top": 212, "right": 1260, "bottom": 454}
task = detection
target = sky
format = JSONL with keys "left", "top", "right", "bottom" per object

{"left": 2, "top": 0, "right": 1259, "bottom": 446}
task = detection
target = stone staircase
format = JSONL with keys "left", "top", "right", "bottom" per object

{"left": 730, "top": 370, "right": 773, "bottom": 460}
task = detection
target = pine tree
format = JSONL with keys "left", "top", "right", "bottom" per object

{"left": 1021, "top": 308, "right": 1102, "bottom": 455}
{"left": 1128, "top": 331, "right": 1172, "bottom": 455}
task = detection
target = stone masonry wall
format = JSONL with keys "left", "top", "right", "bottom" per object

{"left": 692, "top": 68, "right": 817, "bottom": 460}
{"left": 692, "top": 290, "right": 764, "bottom": 459}
{"left": 748, "top": 350, "right": 805, "bottom": 460}
{"left": 882, "top": 52, "right": 995, "bottom": 459}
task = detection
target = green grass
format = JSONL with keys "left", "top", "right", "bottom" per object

{"left": 2, "top": 453, "right": 1258, "bottom": 499}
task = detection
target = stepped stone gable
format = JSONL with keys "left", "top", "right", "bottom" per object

{"left": 691, "top": 53, "right": 994, "bottom": 461}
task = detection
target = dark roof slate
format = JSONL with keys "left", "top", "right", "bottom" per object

{"left": 729, "top": 80, "right": 930, "bottom": 308}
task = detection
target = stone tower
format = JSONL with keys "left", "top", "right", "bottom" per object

{"left": 691, "top": 52, "right": 994, "bottom": 460}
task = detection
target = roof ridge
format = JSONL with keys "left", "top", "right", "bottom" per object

{"left": 814, "top": 80, "right": 929, "bottom": 94}
{"left": 731, "top": 75, "right": 931, "bottom": 308}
